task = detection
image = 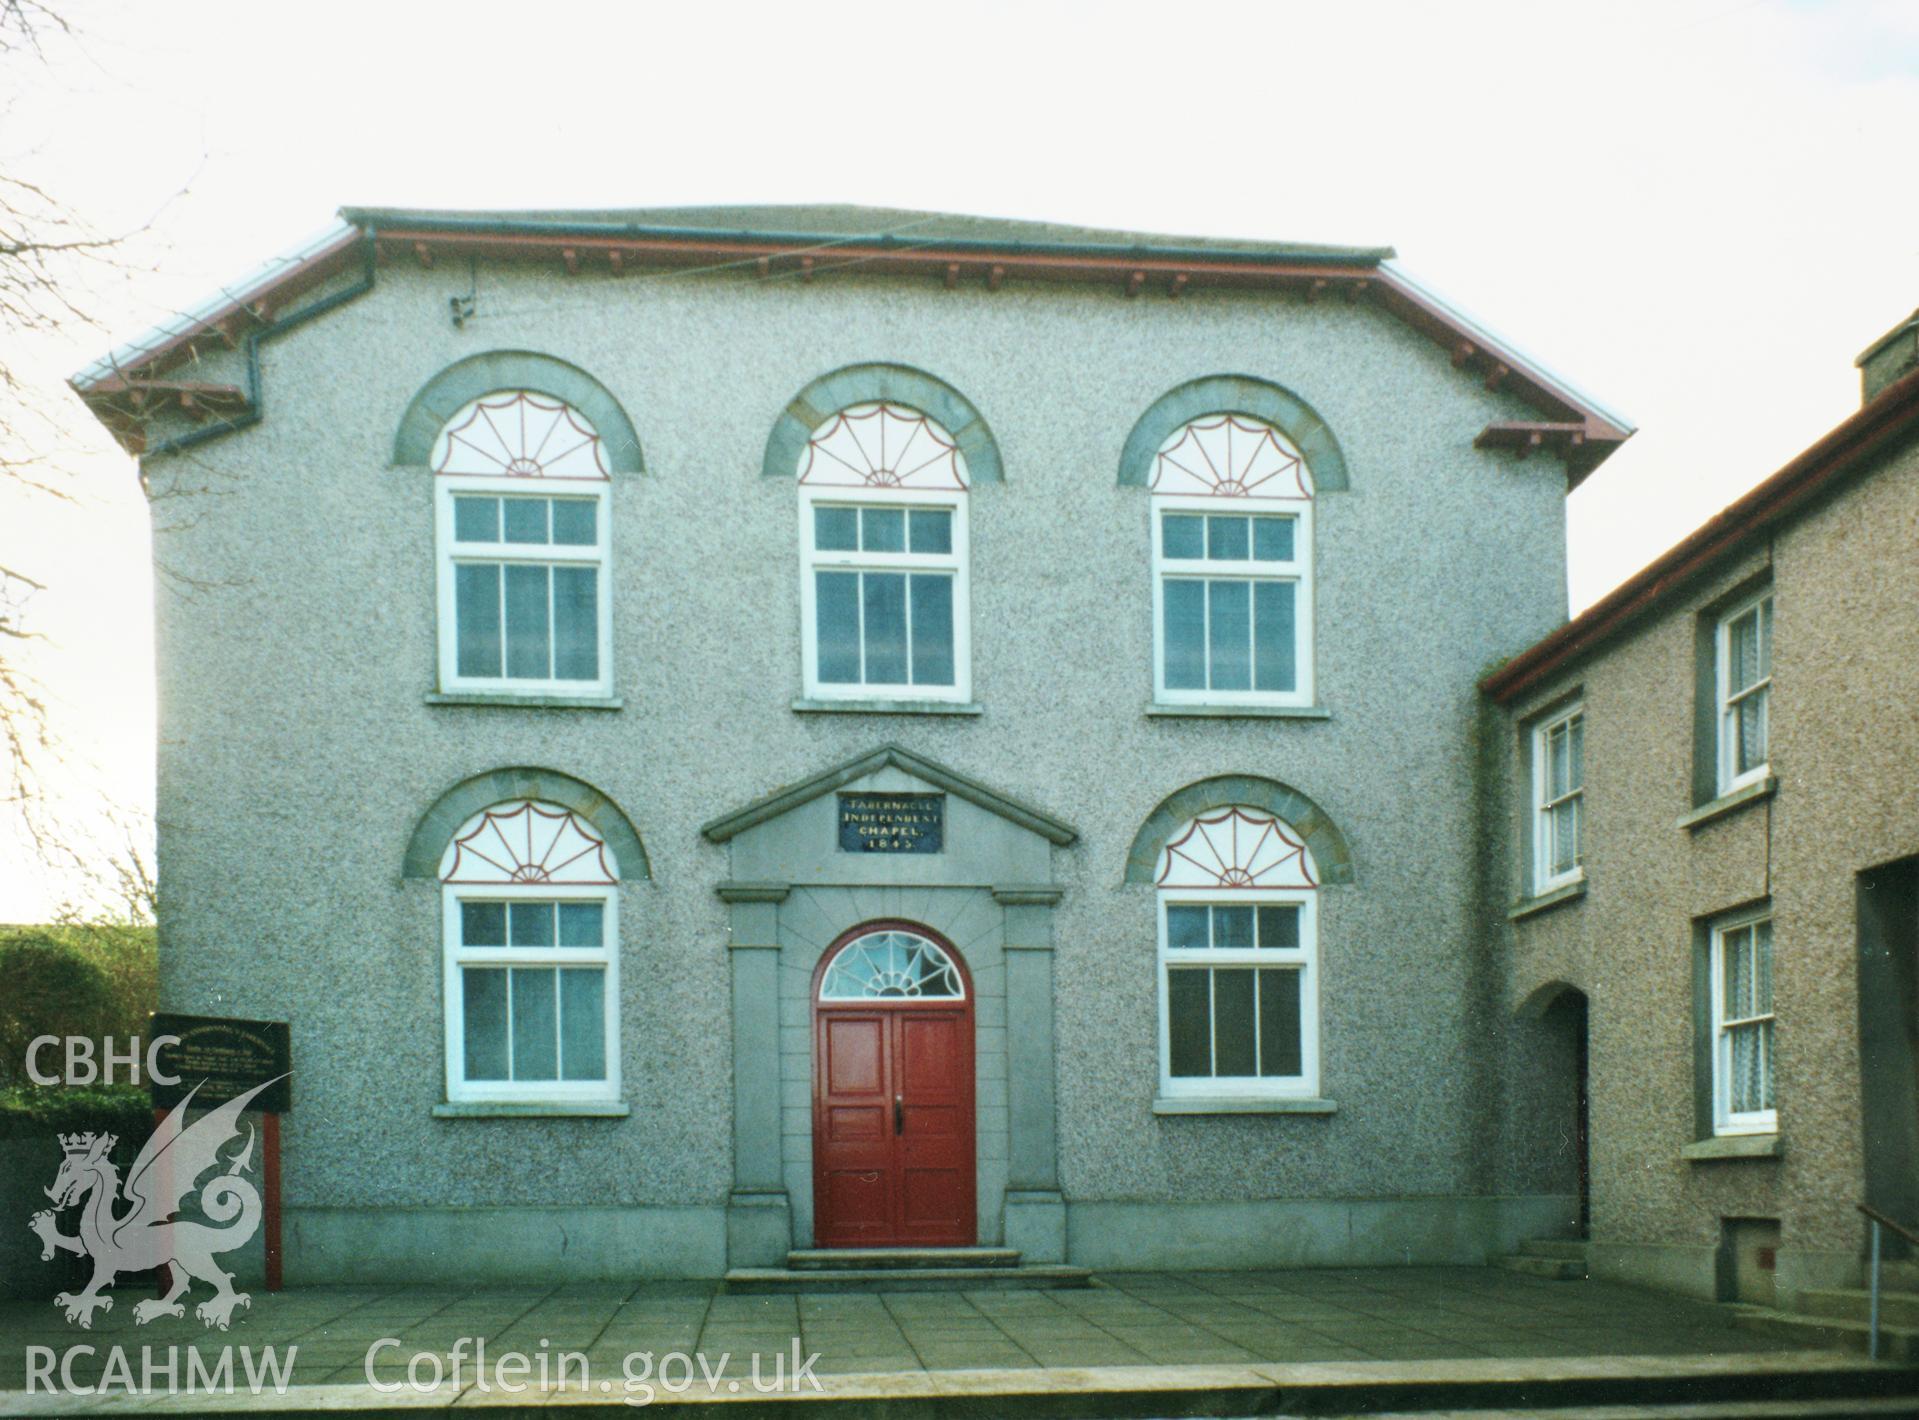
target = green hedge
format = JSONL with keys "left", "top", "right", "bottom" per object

{"left": 0, "top": 1083, "right": 152, "bottom": 1140}
{"left": 0, "top": 923, "right": 157, "bottom": 1089}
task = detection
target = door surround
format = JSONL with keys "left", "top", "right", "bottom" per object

{"left": 704, "top": 748, "right": 1076, "bottom": 1269}
{"left": 810, "top": 920, "right": 977, "bottom": 1248}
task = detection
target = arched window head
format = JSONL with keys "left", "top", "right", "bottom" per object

{"left": 438, "top": 800, "right": 619, "bottom": 884}
{"left": 1156, "top": 805, "right": 1320, "bottom": 1102}
{"left": 431, "top": 391, "right": 610, "bottom": 480}
{"left": 798, "top": 404, "right": 972, "bottom": 704}
{"left": 799, "top": 403, "right": 969, "bottom": 490}
{"left": 1151, "top": 415, "right": 1315, "bottom": 709}
{"left": 820, "top": 928, "right": 966, "bottom": 1001}
{"left": 432, "top": 394, "right": 613, "bottom": 699}
{"left": 1151, "top": 414, "right": 1312, "bottom": 500}
{"left": 439, "top": 800, "right": 620, "bottom": 1106}
{"left": 1157, "top": 806, "right": 1319, "bottom": 889}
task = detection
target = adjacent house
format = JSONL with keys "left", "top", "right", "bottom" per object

{"left": 71, "top": 206, "right": 1634, "bottom": 1283}
{"left": 1483, "top": 306, "right": 1919, "bottom": 1324}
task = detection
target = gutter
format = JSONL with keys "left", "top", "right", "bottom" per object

{"left": 1481, "top": 360, "right": 1919, "bottom": 704}
{"left": 334, "top": 209, "right": 1397, "bottom": 269}
{"left": 131, "top": 233, "right": 378, "bottom": 464}
{"left": 70, "top": 221, "right": 361, "bottom": 392}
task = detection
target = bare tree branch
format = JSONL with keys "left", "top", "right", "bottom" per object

{"left": 0, "top": 0, "right": 69, "bottom": 58}
{"left": 0, "top": 2, "right": 174, "bottom": 919}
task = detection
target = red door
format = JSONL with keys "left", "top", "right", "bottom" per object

{"left": 812, "top": 924, "right": 975, "bottom": 1248}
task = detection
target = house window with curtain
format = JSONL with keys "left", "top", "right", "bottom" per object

{"left": 1715, "top": 590, "right": 1772, "bottom": 794}
{"left": 1711, "top": 909, "right": 1775, "bottom": 1135}
{"left": 1148, "top": 414, "right": 1314, "bottom": 707}
{"left": 797, "top": 402, "right": 971, "bottom": 703}
{"left": 1532, "top": 704, "right": 1585, "bottom": 893}
{"left": 432, "top": 390, "right": 612, "bottom": 698}
{"left": 439, "top": 800, "right": 621, "bottom": 1104}
{"left": 1155, "top": 806, "right": 1320, "bottom": 1100}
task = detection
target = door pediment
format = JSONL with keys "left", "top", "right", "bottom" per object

{"left": 701, "top": 743, "right": 1075, "bottom": 888}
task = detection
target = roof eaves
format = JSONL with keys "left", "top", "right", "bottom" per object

{"left": 1481, "top": 361, "right": 1919, "bottom": 704}
{"left": 1857, "top": 307, "right": 1919, "bottom": 366}
{"left": 1379, "top": 262, "right": 1636, "bottom": 444}
{"left": 69, "top": 221, "right": 359, "bottom": 393}
{"left": 338, "top": 206, "right": 1398, "bottom": 269}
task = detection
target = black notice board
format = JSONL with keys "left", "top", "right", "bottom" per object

{"left": 838, "top": 792, "right": 944, "bottom": 854}
{"left": 150, "top": 1013, "right": 291, "bottom": 1114}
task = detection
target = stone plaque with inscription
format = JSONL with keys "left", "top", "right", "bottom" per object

{"left": 838, "top": 792, "right": 945, "bottom": 854}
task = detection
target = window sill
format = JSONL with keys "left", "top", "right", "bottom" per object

{"left": 1681, "top": 1132, "right": 1782, "bottom": 1162}
{"left": 791, "top": 698, "right": 983, "bottom": 716}
{"left": 427, "top": 692, "right": 623, "bottom": 711}
{"left": 432, "top": 1101, "right": 630, "bottom": 1119}
{"left": 1509, "top": 877, "right": 1588, "bottom": 921}
{"left": 1679, "top": 775, "right": 1776, "bottom": 832}
{"left": 1152, "top": 1095, "right": 1337, "bottom": 1116}
{"left": 1145, "top": 703, "right": 1330, "bottom": 721}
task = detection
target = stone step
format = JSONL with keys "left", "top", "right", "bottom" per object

{"left": 785, "top": 1246, "right": 1022, "bottom": 1271}
{"left": 1883, "top": 1259, "right": 1919, "bottom": 1293}
{"left": 724, "top": 1263, "right": 1091, "bottom": 1294}
{"left": 1731, "top": 1302, "right": 1919, "bottom": 1362}
{"left": 1800, "top": 1286, "right": 1919, "bottom": 1330}
{"left": 1494, "top": 1252, "right": 1587, "bottom": 1281}
{"left": 1517, "top": 1237, "right": 1591, "bottom": 1260}
{"left": 1368, "top": 1401, "right": 1919, "bottom": 1419}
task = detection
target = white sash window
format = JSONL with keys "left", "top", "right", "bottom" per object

{"left": 1155, "top": 806, "right": 1321, "bottom": 1099}
{"left": 1149, "top": 416, "right": 1314, "bottom": 708}
{"left": 431, "top": 391, "right": 613, "bottom": 698}
{"left": 797, "top": 403, "right": 971, "bottom": 704}
{"left": 439, "top": 801, "right": 620, "bottom": 1104}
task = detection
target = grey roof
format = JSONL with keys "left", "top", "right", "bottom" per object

{"left": 337, "top": 203, "right": 1396, "bottom": 265}
{"left": 73, "top": 204, "right": 1636, "bottom": 484}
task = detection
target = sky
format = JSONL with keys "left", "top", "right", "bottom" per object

{"left": 1, "top": 0, "right": 1916, "bottom": 920}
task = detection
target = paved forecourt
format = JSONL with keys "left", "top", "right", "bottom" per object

{"left": 0, "top": 1265, "right": 1903, "bottom": 1415}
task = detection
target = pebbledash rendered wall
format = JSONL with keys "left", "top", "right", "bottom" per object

{"left": 1497, "top": 423, "right": 1919, "bottom": 1306}
{"left": 144, "top": 256, "right": 1580, "bottom": 1282}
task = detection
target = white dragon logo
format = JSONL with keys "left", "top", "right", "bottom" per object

{"left": 30, "top": 1076, "right": 283, "bottom": 1330}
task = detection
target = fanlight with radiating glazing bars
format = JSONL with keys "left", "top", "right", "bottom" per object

{"left": 800, "top": 403, "right": 968, "bottom": 489}
{"left": 438, "top": 800, "right": 619, "bottom": 885}
{"left": 819, "top": 929, "right": 966, "bottom": 1000}
{"left": 431, "top": 391, "right": 609, "bottom": 479}
{"left": 1157, "top": 807, "right": 1318, "bottom": 889}
{"left": 1151, "top": 414, "right": 1310, "bottom": 500}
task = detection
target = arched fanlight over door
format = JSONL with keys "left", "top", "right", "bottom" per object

{"left": 819, "top": 927, "right": 966, "bottom": 1001}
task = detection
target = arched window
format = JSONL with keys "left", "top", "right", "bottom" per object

{"left": 797, "top": 402, "right": 971, "bottom": 704}
{"left": 1155, "top": 805, "right": 1319, "bottom": 1099}
{"left": 819, "top": 927, "right": 966, "bottom": 1001}
{"left": 1149, "top": 415, "right": 1314, "bottom": 708}
{"left": 432, "top": 391, "right": 612, "bottom": 699}
{"left": 438, "top": 799, "right": 620, "bottom": 1103}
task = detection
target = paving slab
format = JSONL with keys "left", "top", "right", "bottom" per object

{"left": 1, "top": 1267, "right": 1915, "bottom": 1414}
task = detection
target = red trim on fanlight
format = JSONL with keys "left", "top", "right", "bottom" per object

{"left": 433, "top": 390, "right": 611, "bottom": 479}
{"left": 1157, "top": 807, "right": 1319, "bottom": 890}
{"left": 1151, "top": 414, "right": 1312, "bottom": 500}
{"left": 441, "top": 801, "right": 618, "bottom": 886}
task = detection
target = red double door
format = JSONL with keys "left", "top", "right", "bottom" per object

{"left": 812, "top": 996, "right": 975, "bottom": 1248}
